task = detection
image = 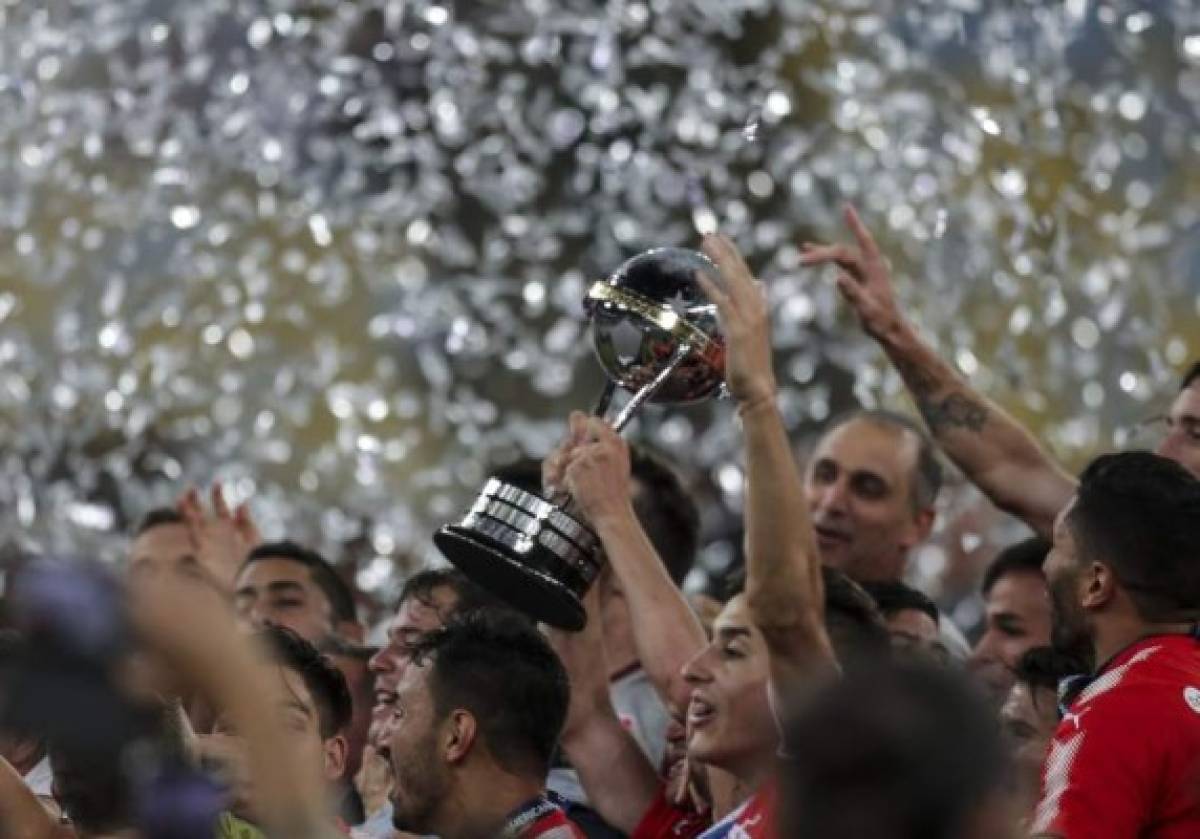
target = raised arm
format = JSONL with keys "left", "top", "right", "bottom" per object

{"left": 556, "top": 413, "right": 707, "bottom": 711}
{"left": 131, "top": 572, "right": 338, "bottom": 839}
{"left": 696, "top": 234, "right": 836, "bottom": 692}
{"left": 801, "top": 206, "right": 1076, "bottom": 539}
{"left": 545, "top": 586, "right": 661, "bottom": 834}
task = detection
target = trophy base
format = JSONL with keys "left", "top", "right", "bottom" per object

{"left": 433, "top": 479, "right": 604, "bottom": 631}
{"left": 434, "top": 525, "right": 588, "bottom": 631}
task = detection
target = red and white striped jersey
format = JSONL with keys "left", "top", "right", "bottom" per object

{"left": 1032, "top": 634, "right": 1200, "bottom": 837}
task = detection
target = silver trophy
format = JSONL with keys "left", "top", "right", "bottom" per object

{"left": 434, "top": 247, "right": 726, "bottom": 630}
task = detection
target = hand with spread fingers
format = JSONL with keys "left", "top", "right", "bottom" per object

{"left": 694, "top": 233, "right": 776, "bottom": 411}
{"left": 800, "top": 204, "right": 906, "bottom": 342}
{"left": 177, "top": 483, "right": 261, "bottom": 592}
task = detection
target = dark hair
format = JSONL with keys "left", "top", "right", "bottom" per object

{"left": 398, "top": 567, "right": 515, "bottom": 620}
{"left": 859, "top": 580, "right": 939, "bottom": 626}
{"left": 981, "top": 537, "right": 1049, "bottom": 596}
{"left": 781, "top": 663, "right": 1006, "bottom": 839}
{"left": 1013, "top": 646, "right": 1088, "bottom": 712}
{"left": 628, "top": 447, "right": 700, "bottom": 587}
{"left": 410, "top": 611, "right": 569, "bottom": 779}
{"left": 825, "top": 410, "right": 944, "bottom": 511}
{"left": 1067, "top": 452, "right": 1200, "bottom": 622}
{"left": 258, "top": 625, "right": 352, "bottom": 739}
{"left": 721, "top": 565, "right": 890, "bottom": 667}
{"left": 492, "top": 448, "right": 700, "bottom": 587}
{"left": 244, "top": 541, "right": 357, "bottom": 625}
{"left": 1181, "top": 361, "right": 1200, "bottom": 391}
{"left": 822, "top": 567, "right": 892, "bottom": 668}
{"left": 134, "top": 507, "right": 185, "bottom": 536}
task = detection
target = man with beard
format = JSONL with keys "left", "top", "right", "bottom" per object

{"left": 1032, "top": 452, "right": 1200, "bottom": 837}
{"left": 377, "top": 610, "right": 583, "bottom": 839}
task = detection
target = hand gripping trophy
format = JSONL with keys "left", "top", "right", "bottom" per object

{"left": 434, "top": 247, "right": 726, "bottom": 630}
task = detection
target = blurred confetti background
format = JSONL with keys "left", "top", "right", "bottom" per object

{"left": 1, "top": 0, "right": 1197, "bottom": 629}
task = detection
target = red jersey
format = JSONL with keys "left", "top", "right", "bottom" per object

{"left": 1032, "top": 635, "right": 1200, "bottom": 837}
{"left": 631, "top": 784, "right": 710, "bottom": 839}
{"left": 697, "top": 783, "right": 776, "bottom": 839}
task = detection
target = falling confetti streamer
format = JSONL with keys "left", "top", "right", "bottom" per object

{"left": 0, "top": 0, "right": 1196, "bottom": 615}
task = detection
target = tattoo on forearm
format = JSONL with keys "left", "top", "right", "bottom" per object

{"left": 918, "top": 392, "right": 990, "bottom": 433}
{"left": 893, "top": 356, "right": 990, "bottom": 433}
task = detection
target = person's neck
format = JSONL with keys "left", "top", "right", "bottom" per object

{"left": 725, "top": 747, "right": 775, "bottom": 803}
{"left": 437, "top": 769, "right": 546, "bottom": 839}
{"left": 1093, "top": 616, "right": 1196, "bottom": 671}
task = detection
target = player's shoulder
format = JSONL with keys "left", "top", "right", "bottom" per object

{"left": 1072, "top": 639, "right": 1200, "bottom": 724}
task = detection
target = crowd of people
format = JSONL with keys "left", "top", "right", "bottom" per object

{"left": 1, "top": 207, "right": 1199, "bottom": 839}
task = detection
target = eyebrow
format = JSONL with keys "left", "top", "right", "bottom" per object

{"left": 235, "top": 580, "right": 308, "bottom": 598}
{"left": 281, "top": 697, "right": 314, "bottom": 718}
{"left": 812, "top": 459, "right": 891, "bottom": 484}
{"left": 715, "top": 626, "right": 752, "bottom": 641}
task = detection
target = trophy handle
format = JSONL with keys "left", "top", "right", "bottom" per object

{"left": 603, "top": 341, "right": 693, "bottom": 434}
{"left": 548, "top": 341, "right": 693, "bottom": 510}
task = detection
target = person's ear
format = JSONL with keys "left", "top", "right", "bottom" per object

{"left": 443, "top": 709, "right": 478, "bottom": 765}
{"left": 322, "top": 734, "right": 349, "bottom": 781}
{"left": 1081, "top": 562, "right": 1116, "bottom": 610}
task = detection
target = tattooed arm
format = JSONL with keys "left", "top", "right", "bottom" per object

{"left": 802, "top": 206, "right": 1076, "bottom": 538}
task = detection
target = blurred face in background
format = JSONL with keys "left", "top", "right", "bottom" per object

{"left": 128, "top": 522, "right": 193, "bottom": 580}
{"left": 969, "top": 570, "right": 1052, "bottom": 704}
{"left": 884, "top": 607, "right": 947, "bottom": 664}
{"left": 682, "top": 595, "right": 777, "bottom": 781}
{"left": 234, "top": 558, "right": 336, "bottom": 644}
{"left": 1155, "top": 383, "right": 1200, "bottom": 478}
{"left": 1001, "top": 680, "right": 1059, "bottom": 821}
{"left": 209, "top": 664, "right": 346, "bottom": 823}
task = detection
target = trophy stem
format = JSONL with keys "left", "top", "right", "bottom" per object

{"left": 591, "top": 380, "right": 617, "bottom": 419}
{"left": 610, "top": 341, "right": 693, "bottom": 433}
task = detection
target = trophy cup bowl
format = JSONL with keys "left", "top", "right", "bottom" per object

{"left": 434, "top": 247, "right": 726, "bottom": 630}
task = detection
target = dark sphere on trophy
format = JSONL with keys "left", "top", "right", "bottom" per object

{"left": 586, "top": 247, "right": 728, "bottom": 406}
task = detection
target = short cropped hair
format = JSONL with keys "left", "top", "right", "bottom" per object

{"left": 1067, "top": 452, "right": 1200, "bottom": 623}
{"left": 410, "top": 611, "right": 569, "bottom": 779}
{"left": 825, "top": 410, "right": 944, "bottom": 510}
{"left": 134, "top": 507, "right": 185, "bottom": 536}
{"left": 781, "top": 664, "right": 1006, "bottom": 839}
{"left": 860, "top": 580, "right": 940, "bottom": 626}
{"left": 1181, "top": 361, "right": 1200, "bottom": 391}
{"left": 981, "top": 537, "right": 1049, "bottom": 596}
{"left": 244, "top": 541, "right": 357, "bottom": 625}
{"left": 258, "top": 625, "right": 353, "bottom": 738}
{"left": 397, "top": 567, "right": 514, "bottom": 620}
{"left": 628, "top": 447, "right": 700, "bottom": 587}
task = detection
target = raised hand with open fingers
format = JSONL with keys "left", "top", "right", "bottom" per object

{"left": 176, "top": 482, "right": 261, "bottom": 592}
{"left": 694, "top": 232, "right": 776, "bottom": 410}
{"left": 800, "top": 204, "right": 906, "bottom": 341}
